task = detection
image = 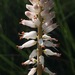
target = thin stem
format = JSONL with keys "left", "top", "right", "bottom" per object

{"left": 37, "top": 4, "right": 43, "bottom": 75}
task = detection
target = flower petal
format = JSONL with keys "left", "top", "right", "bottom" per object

{"left": 25, "top": 11, "right": 37, "bottom": 19}
{"left": 28, "top": 67, "right": 36, "bottom": 75}
{"left": 20, "top": 19, "right": 36, "bottom": 28}
{"left": 29, "top": 49, "right": 37, "bottom": 59}
{"left": 39, "top": 55, "right": 44, "bottom": 66}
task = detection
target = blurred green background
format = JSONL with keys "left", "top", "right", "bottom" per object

{"left": 0, "top": 0, "right": 75, "bottom": 75}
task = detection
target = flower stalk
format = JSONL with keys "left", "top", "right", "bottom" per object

{"left": 37, "top": 4, "right": 43, "bottom": 75}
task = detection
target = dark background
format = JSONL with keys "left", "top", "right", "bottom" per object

{"left": 0, "top": 0, "right": 75, "bottom": 75}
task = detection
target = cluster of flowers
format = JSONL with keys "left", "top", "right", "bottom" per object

{"left": 17, "top": 0, "right": 61, "bottom": 75}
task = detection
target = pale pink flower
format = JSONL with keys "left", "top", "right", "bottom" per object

{"left": 28, "top": 67, "right": 36, "bottom": 75}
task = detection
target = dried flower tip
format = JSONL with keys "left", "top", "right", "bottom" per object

{"left": 28, "top": 67, "right": 36, "bottom": 75}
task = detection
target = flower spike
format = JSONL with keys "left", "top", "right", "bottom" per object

{"left": 17, "top": 0, "right": 61, "bottom": 75}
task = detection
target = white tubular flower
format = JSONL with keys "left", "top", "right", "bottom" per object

{"left": 26, "top": 4, "right": 40, "bottom": 14}
{"left": 20, "top": 19, "right": 36, "bottom": 28}
{"left": 17, "top": 40, "right": 37, "bottom": 49}
{"left": 22, "top": 58, "right": 37, "bottom": 65}
{"left": 44, "top": 40, "right": 59, "bottom": 47}
{"left": 39, "top": 55, "right": 44, "bottom": 67}
{"left": 25, "top": 11, "right": 37, "bottom": 19}
{"left": 44, "top": 67, "right": 56, "bottom": 75}
{"left": 42, "top": 34, "right": 58, "bottom": 41}
{"left": 43, "top": 49, "right": 61, "bottom": 57}
{"left": 42, "top": 23, "right": 58, "bottom": 34}
{"left": 19, "top": 31, "right": 37, "bottom": 40}
{"left": 33, "top": 4, "right": 40, "bottom": 13}
{"left": 29, "top": 49, "right": 37, "bottom": 59}
{"left": 29, "top": 0, "right": 38, "bottom": 5}
{"left": 28, "top": 67, "right": 36, "bottom": 75}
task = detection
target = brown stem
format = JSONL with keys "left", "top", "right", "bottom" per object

{"left": 37, "top": 4, "right": 43, "bottom": 75}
